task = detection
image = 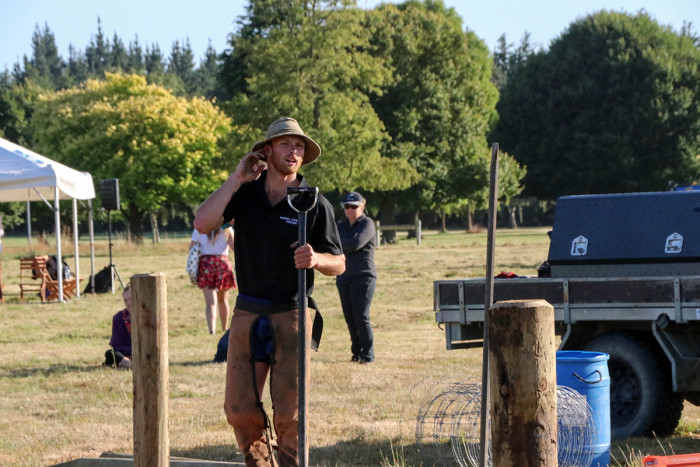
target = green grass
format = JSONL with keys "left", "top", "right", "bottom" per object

{"left": 0, "top": 228, "right": 697, "bottom": 466}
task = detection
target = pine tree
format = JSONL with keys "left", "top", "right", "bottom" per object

{"left": 128, "top": 36, "right": 145, "bottom": 74}
{"left": 167, "top": 39, "right": 196, "bottom": 94}
{"left": 26, "top": 23, "right": 64, "bottom": 89}
{"left": 67, "top": 44, "right": 89, "bottom": 85}
{"left": 492, "top": 32, "right": 536, "bottom": 91}
{"left": 110, "top": 32, "right": 129, "bottom": 71}
{"left": 193, "top": 41, "right": 220, "bottom": 98}
{"left": 145, "top": 43, "right": 166, "bottom": 77}
{"left": 85, "top": 17, "right": 110, "bottom": 76}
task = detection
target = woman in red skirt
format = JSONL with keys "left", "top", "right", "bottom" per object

{"left": 190, "top": 226, "right": 236, "bottom": 334}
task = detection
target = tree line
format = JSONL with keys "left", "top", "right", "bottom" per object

{"left": 1, "top": 0, "right": 698, "bottom": 242}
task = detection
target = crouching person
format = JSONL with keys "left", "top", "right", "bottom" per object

{"left": 104, "top": 285, "right": 132, "bottom": 369}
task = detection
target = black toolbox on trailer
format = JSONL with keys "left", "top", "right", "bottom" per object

{"left": 547, "top": 191, "right": 700, "bottom": 278}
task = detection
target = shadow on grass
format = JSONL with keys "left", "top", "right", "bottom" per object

{"left": 0, "top": 359, "right": 221, "bottom": 379}
{"left": 171, "top": 443, "right": 245, "bottom": 465}
{"left": 0, "top": 363, "right": 105, "bottom": 378}
{"left": 172, "top": 434, "right": 700, "bottom": 466}
{"left": 173, "top": 439, "right": 453, "bottom": 467}
{"left": 310, "top": 439, "right": 449, "bottom": 466}
{"left": 171, "top": 359, "right": 221, "bottom": 368}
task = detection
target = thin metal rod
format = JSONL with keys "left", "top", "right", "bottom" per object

{"left": 479, "top": 142, "right": 499, "bottom": 467}
{"left": 26, "top": 200, "right": 32, "bottom": 245}
{"left": 108, "top": 210, "right": 114, "bottom": 294}
{"left": 73, "top": 198, "right": 80, "bottom": 299}
{"left": 297, "top": 210, "right": 309, "bottom": 467}
{"left": 54, "top": 186, "right": 64, "bottom": 302}
{"left": 287, "top": 186, "right": 318, "bottom": 467}
{"left": 89, "top": 200, "right": 95, "bottom": 294}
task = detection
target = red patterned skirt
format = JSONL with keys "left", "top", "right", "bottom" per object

{"left": 197, "top": 255, "right": 236, "bottom": 291}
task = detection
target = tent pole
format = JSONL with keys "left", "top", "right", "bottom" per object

{"left": 55, "top": 186, "right": 64, "bottom": 303}
{"left": 89, "top": 200, "right": 95, "bottom": 294}
{"left": 26, "top": 200, "right": 32, "bottom": 245}
{"left": 73, "top": 198, "right": 80, "bottom": 299}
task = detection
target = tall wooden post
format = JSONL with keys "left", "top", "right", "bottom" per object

{"left": 131, "top": 273, "right": 169, "bottom": 467}
{"left": 488, "top": 299, "right": 557, "bottom": 467}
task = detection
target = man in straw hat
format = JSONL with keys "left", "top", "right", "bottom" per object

{"left": 194, "top": 117, "right": 345, "bottom": 466}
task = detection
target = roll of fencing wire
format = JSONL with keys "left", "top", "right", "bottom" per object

{"left": 413, "top": 379, "right": 595, "bottom": 467}
{"left": 413, "top": 377, "right": 480, "bottom": 467}
{"left": 556, "top": 386, "right": 595, "bottom": 467}
{"left": 448, "top": 382, "right": 486, "bottom": 467}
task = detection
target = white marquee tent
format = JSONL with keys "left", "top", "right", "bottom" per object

{"left": 0, "top": 136, "right": 96, "bottom": 302}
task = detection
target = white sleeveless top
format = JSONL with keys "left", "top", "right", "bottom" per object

{"left": 191, "top": 228, "right": 232, "bottom": 256}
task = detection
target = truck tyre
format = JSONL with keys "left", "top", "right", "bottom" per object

{"left": 583, "top": 332, "right": 682, "bottom": 439}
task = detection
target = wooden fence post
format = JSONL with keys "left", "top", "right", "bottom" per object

{"left": 488, "top": 299, "right": 557, "bottom": 467}
{"left": 131, "top": 273, "right": 169, "bottom": 467}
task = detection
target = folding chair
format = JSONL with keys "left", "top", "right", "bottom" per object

{"left": 19, "top": 256, "right": 47, "bottom": 302}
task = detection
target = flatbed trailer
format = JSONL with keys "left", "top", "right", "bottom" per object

{"left": 434, "top": 191, "right": 700, "bottom": 439}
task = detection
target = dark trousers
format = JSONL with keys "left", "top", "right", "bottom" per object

{"left": 337, "top": 275, "right": 376, "bottom": 362}
{"left": 104, "top": 349, "right": 128, "bottom": 367}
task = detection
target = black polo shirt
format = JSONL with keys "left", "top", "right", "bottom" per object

{"left": 222, "top": 171, "right": 343, "bottom": 304}
{"left": 336, "top": 213, "right": 377, "bottom": 282}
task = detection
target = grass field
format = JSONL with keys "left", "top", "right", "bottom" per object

{"left": 0, "top": 228, "right": 698, "bottom": 466}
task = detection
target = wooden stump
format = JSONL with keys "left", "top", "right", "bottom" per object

{"left": 488, "top": 299, "right": 557, "bottom": 467}
{"left": 131, "top": 273, "right": 169, "bottom": 467}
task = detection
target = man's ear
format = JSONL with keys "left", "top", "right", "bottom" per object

{"left": 264, "top": 145, "right": 272, "bottom": 157}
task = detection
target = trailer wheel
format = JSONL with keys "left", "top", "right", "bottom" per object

{"left": 583, "top": 332, "right": 682, "bottom": 439}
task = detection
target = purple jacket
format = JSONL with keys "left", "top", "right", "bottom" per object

{"left": 109, "top": 309, "right": 132, "bottom": 356}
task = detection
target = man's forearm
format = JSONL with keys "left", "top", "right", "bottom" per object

{"left": 194, "top": 175, "right": 242, "bottom": 234}
{"left": 314, "top": 253, "right": 346, "bottom": 276}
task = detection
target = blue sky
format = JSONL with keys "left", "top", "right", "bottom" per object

{"left": 1, "top": 0, "right": 697, "bottom": 71}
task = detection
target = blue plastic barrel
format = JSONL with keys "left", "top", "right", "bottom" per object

{"left": 556, "top": 350, "right": 611, "bottom": 467}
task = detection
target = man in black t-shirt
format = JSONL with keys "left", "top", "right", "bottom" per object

{"left": 194, "top": 117, "right": 345, "bottom": 467}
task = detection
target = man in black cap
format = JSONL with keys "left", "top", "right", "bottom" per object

{"left": 194, "top": 117, "right": 345, "bottom": 467}
{"left": 336, "top": 191, "right": 377, "bottom": 364}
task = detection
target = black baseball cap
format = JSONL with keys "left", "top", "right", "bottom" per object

{"left": 341, "top": 191, "right": 365, "bottom": 206}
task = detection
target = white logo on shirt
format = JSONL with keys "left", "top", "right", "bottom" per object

{"left": 280, "top": 216, "right": 298, "bottom": 226}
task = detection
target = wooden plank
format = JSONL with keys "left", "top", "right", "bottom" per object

{"left": 378, "top": 224, "right": 415, "bottom": 231}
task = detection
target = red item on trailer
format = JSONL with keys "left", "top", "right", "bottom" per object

{"left": 643, "top": 453, "right": 700, "bottom": 466}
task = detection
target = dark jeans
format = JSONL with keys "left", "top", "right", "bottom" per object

{"left": 337, "top": 275, "right": 376, "bottom": 362}
{"left": 104, "top": 349, "right": 129, "bottom": 367}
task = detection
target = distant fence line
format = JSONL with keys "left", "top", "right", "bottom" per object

{"left": 375, "top": 220, "right": 421, "bottom": 246}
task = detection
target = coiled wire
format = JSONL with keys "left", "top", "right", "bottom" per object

{"left": 411, "top": 379, "right": 595, "bottom": 467}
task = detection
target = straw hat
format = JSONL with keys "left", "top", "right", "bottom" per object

{"left": 251, "top": 117, "right": 321, "bottom": 165}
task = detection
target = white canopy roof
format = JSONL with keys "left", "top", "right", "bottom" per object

{"left": 0, "top": 136, "right": 97, "bottom": 302}
{"left": 0, "top": 137, "right": 95, "bottom": 202}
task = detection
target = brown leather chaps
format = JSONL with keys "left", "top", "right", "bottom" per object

{"left": 224, "top": 307, "right": 311, "bottom": 467}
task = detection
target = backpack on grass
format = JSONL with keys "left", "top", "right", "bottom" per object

{"left": 83, "top": 266, "right": 113, "bottom": 294}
